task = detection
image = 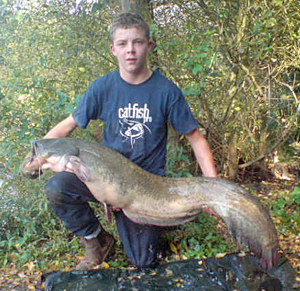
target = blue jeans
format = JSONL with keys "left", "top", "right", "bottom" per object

{"left": 45, "top": 172, "right": 162, "bottom": 268}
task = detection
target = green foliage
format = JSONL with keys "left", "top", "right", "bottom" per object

{"left": 289, "top": 186, "right": 300, "bottom": 205}
{"left": 0, "top": 171, "right": 72, "bottom": 267}
{"left": 0, "top": 0, "right": 116, "bottom": 169}
{"left": 166, "top": 142, "right": 193, "bottom": 177}
{"left": 165, "top": 213, "right": 238, "bottom": 260}
{"left": 263, "top": 187, "right": 300, "bottom": 235}
{"left": 151, "top": 0, "right": 300, "bottom": 177}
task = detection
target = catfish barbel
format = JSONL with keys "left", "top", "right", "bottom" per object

{"left": 21, "top": 138, "right": 279, "bottom": 270}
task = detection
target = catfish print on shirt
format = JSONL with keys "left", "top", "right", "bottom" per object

{"left": 118, "top": 103, "right": 152, "bottom": 148}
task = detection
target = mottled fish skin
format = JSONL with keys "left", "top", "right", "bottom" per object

{"left": 21, "top": 138, "right": 279, "bottom": 270}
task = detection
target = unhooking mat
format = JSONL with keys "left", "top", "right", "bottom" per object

{"left": 41, "top": 253, "right": 298, "bottom": 291}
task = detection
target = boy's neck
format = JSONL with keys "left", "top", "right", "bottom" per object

{"left": 119, "top": 68, "right": 153, "bottom": 85}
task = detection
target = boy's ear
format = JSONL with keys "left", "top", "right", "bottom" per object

{"left": 148, "top": 40, "right": 154, "bottom": 51}
{"left": 110, "top": 44, "right": 116, "bottom": 55}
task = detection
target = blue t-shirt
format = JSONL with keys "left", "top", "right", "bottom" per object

{"left": 72, "top": 70, "right": 198, "bottom": 175}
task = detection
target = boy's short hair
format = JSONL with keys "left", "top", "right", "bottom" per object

{"left": 109, "top": 12, "right": 150, "bottom": 42}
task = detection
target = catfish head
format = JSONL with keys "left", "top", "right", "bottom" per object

{"left": 21, "top": 138, "right": 114, "bottom": 222}
{"left": 21, "top": 138, "right": 82, "bottom": 177}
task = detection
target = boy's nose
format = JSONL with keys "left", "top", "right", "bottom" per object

{"left": 127, "top": 42, "right": 135, "bottom": 53}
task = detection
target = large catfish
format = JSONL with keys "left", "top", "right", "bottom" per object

{"left": 21, "top": 138, "right": 279, "bottom": 270}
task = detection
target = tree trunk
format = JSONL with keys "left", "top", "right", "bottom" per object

{"left": 227, "top": 134, "right": 238, "bottom": 180}
{"left": 120, "top": 0, "right": 149, "bottom": 15}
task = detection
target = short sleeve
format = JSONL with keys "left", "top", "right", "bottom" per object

{"left": 72, "top": 80, "right": 101, "bottom": 129}
{"left": 168, "top": 90, "right": 199, "bottom": 135}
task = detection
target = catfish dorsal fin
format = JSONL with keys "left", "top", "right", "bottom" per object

{"left": 66, "top": 156, "right": 90, "bottom": 182}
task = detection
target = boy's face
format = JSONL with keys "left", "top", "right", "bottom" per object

{"left": 110, "top": 27, "right": 152, "bottom": 77}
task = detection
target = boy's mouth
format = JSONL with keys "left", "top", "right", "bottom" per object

{"left": 126, "top": 58, "right": 137, "bottom": 63}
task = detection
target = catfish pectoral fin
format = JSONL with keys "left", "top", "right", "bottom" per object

{"left": 201, "top": 205, "right": 218, "bottom": 217}
{"left": 122, "top": 208, "right": 200, "bottom": 226}
{"left": 68, "top": 156, "right": 90, "bottom": 182}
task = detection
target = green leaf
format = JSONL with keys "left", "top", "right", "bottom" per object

{"left": 192, "top": 64, "right": 203, "bottom": 75}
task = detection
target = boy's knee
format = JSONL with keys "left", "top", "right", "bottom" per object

{"left": 44, "top": 176, "right": 64, "bottom": 204}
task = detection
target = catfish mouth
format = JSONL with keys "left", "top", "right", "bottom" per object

{"left": 25, "top": 140, "right": 46, "bottom": 174}
{"left": 29, "top": 140, "right": 44, "bottom": 166}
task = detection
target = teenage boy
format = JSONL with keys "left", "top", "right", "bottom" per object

{"left": 34, "top": 12, "right": 218, "bottom": 270}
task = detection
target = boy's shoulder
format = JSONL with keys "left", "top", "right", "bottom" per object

{"left": 151, "top": 70, "right": 181, "bottom": 93}
{"left": 87, "top": 70, "right": 119, "bottom": 93}
{"left": 152, "top": 70, "right": 172, "bottom": 83}
{"left": 93, "top": 70, "right": 118, "bottom": 84}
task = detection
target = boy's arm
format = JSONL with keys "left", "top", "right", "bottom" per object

{"left": 44, "top": 115, "right": 78, "bottom": 138}
{"left": 186, "top": 128, "right": 218, "bottom": 178}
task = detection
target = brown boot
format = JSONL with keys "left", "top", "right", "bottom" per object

{"left": 76, "top": 229, "right": 116, "bottom": 270}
